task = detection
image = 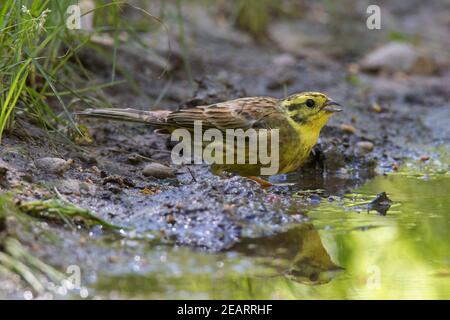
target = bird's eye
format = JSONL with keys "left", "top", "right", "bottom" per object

{"left": 306, "top": 99, "right": 315, "bottom": 108}
{"left": 309, "top": 272, "right": 319, "bottom": 282}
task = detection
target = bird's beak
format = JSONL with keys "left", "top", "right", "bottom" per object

{"left": 323, "top": 100, "right": 343, "bottom": 113}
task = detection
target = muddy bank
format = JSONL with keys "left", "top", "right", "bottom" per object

{"left": 1, "top": 0, "right": 450, "bottom": 299}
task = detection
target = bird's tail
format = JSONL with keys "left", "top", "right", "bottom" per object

{"left": 75, "top": 108, "right": 171, "bottom": 126}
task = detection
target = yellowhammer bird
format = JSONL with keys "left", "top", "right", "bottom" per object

{"left": 76, "top": 92, "right": 342, "bottom": 187}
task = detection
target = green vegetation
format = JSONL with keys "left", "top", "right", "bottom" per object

{"left": 18, "top": 198, "right": 123, "bottom": 230}
{"left": 0, "top": 0, "right": 156, "bottom": 143}
{"left": 1, "top": 1, "right": 79, "bottom": 141}
{"left": 0, "top": 237, "right": 66, "bottom": 294}
{"left": 0, "top": 193, "right": 125, "bottom": 294}
{"left": 0, "top": 195, "right": 66, "bottom": 293}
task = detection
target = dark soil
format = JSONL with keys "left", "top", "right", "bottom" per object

{"left": 0, "top": 0, "right": 449, "bottom": 299}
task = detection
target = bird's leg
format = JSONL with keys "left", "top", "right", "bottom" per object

{"left": 212, "top": 165, "right": 272, "bottom": 188}
{"left": 247, "top": 176, "right": 273, "bottom": 188}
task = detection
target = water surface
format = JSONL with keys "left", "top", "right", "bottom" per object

{"left": 94, "top": 171, "right": 450, "bottom": 299}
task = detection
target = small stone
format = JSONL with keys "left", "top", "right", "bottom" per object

{"left": 371, "top": 102, "right": 383, "bottom": 113}
{"left": 420, "top": 155, "right": 430, "bottom": 162}
{"left": 108, "top": 255, "right": 119, "bottom": 263}
{"left": 340, "top": 124, "right": 357, "bottom": 134}
{"left": 356, "top": 141, "right": 374, "bottom": 152}
{"left": 367, "top": 191, "right": 392, "bottom": 216}
{"left": 360, "top": 42, "right": 440, "bottom": 75}
{"left": 142, "top": 163, "right": 176, "bottom": 179}
{"left": 35, "top": 157, "right": 73, "bottom": 175}
{"left": 175, "top": 202, "right": 184, "bottom": 210}
{"left": 84, "top": 177, "right": 94, "bottom": 184}
{"left": 360, "top": 42, "right": 418, "bottom": 73}
{"left": 165, "top": 214, "right": 176, "bottom": 224}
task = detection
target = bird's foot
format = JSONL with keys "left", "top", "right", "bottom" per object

{"left": 247, "top": 176, "right": 273, "bottom": 189}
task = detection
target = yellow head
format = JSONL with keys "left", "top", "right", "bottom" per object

{"left": 281, "top": 92, "right": 342, "bottom": 153}
{"left": 281, "top": 92, "right": 342, "bottom": 127}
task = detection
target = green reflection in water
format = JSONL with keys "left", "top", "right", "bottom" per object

{"left": 94, "top": 171, "right": 450, "bottom": 299}
{"left": 312, "top": 173, "right": 450, "bottom": 299}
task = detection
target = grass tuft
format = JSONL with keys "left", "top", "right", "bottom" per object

{"left": 0, "top": 0, "right": 166, "bottom": 143}
{"left": 18, "top": 198, "right": 123, "bottom": 230}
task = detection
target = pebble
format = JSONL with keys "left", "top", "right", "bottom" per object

{"left": 360, "top": 42, "right": 417, "bottom": 73}
{"left": 142, "top": 163, "right": 176, "bottom": 179}
{"left": 371, "top": 102, "right": 383, "bottom": 113}
{"left": 340, "top": 124, "right": 357, "bottom": 134}
{"left": 35, "top": 157, "right": 73, "bottom": 175}
{"left": 356, "top": 141, "right": 374, "bottom": 152}
{"left": 360, "top": 42, "right": 439, "bottom": 75}
{"left": 420, "top": 155, "right": 430, "bottom": 162}
{"left": 165, "top": 214, "right": 176, "bottom": 224}
{"left": 108, "top": 255, "right": 119, "bottom": 263}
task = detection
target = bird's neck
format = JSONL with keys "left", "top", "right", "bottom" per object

{"left": 294, "top": 114, "right": 331, "bottom": 150}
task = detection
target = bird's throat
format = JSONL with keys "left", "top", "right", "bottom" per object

{"left": 295, "top": 113, "right": 331, "bottom": 150}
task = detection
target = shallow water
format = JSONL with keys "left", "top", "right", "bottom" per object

{"left": 93, "top": 170, "right": 450, "bottom": 299}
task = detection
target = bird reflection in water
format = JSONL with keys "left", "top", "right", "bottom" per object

{"left": 233, "top": 223, "right": 343, "bottom": 285}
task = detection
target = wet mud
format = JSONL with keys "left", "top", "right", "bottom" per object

{"left": 1, "top": 1, "right": 449, "bottom": 299}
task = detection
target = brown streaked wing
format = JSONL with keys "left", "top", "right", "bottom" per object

{"left": 166, "top": 97, "right": 284, "bottom": 131}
